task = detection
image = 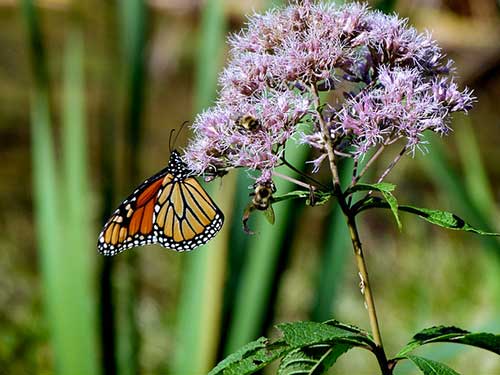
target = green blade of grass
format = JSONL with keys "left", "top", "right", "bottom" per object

{"left": 22, "top": 1, "right": 99, "bottom": 373}
{"left": 454, "top": 117, "right": 500, "bottom": 310}
{"left": 29, "top": 86, "right": 67, "bottom": 375}
{"left": 22, "top": 0, "right": 60, "bottom": 373}
{"left": 173, "top": 176, "right": 237, "bottom": 374}
{"left": 217, "top": 0, "right": 286, "bottom": 350}
{"left": 224, "top": 141, "right": 309, "bottom": 355}
{"left": 455, "top": 117, "right": 496, "bottom": 221}
{"left": 172, "top": 0, "right": 228, "bottom": 373}
{"left": 217, "top": 0, "right": 283, "bottom": 355}
{"left": 115, "top": 1, "right": 148, "bottom": 375}
{"left": 311, "top": 159, "right": 353, "bottom": 321}
{"left": 119, "top": 0, "right": 147, "bottom": 175}
{"left": 420, "top": 133, "right": 499, "bottom": 254}
{"left": 60, "top": 29, "right": 100, "bottom": 375}
{"left": 96, "top": 5, "right": 121, "bottom": 375}
{"left": 417, "top": 124, "right": 500, "bottom": 367}
{"left": 193, "top": 0, "right": 226, "bottom": 111}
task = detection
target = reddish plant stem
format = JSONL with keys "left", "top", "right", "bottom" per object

{"left": 311, "top": 84, "right": 390, "bottom": 374}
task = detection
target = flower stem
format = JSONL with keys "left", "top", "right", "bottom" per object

{"left": 310, "top": 84, "right": 341, "bottom": 191}
{"left": 353, "top": 143, "right": 386, "bottom": 185}
{"left": 311, "top": 83, "right": 390, "bottom": 374}
{"left": 376, "top": 145, "right": 407, "bottom": 184}
{"left": 346, "top": 215, "right": 390, "bottom": 374}
{"left": 272, "top": 170, "right": 315, "bottom": 190}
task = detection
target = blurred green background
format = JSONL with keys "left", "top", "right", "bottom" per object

{"left": 1, "top": 0, "right": 499, "bottom": 374}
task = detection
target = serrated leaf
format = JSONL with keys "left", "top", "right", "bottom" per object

{"left": 219, "top": 340, "right": 291, "bottom": 375}
{"left": 277, "top": 343, "right": 352, "bottom": 375}
{"left": 323, "top": 320, "right": 370, "bottom": 336}
{"left": 277, "top": 321, "right": 374, "bottom": 349}
{"left": 348, "top": 183, "right": 401, "bottom": 228}
{"left": 406, "top": 355, "right": 460, "bottom": 375}
{"left": 396, "top": 326, "right": 500, "bottom": 358}
{"left": 413, "top": 326, "right": 470, "bottom": 340}
{"left": 210, "top": 321, "right": 376, "bottom": 375}
{"left": 208, "top": 337, "right": 268, "bottom": 375}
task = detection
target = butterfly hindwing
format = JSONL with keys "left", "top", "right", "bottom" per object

{"left": 152, "top": 177, "right": 224, "bottom": 251}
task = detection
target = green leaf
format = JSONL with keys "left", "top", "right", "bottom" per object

{"left": 358, "top": 199, "right": 500, "bottom": 236}
{"left": 324, "top": 320, "right": 370, "bottom": 336}
{"left": 211, "top": 320, "right": 375, "bottom": 375}
{"left": 406, "top": 355, "right": 460, "bottom": 375}
{"left": 347, "top": 182, "right": 396, "bottom": 194}
{"left": 349, "top": 183, "right": 401, "bottom": 229}
{"left": 397, "top": 206, "right": 499, "bottom": 236}
{"left": 208, "top": 337, "right": 267, "bottom": 374}
{"left": 272, "top": 189, "right": 333, "bottom": 206}
{"left": 277, "top": 343, "right": 352, "bottom": 375}
{"left": 209, "top": 338, "right": 290, "bottom": 375}
{"left": 277, "top": 321, "right": 374, "bottom": 349}
{"left": 396, "top": 326, "right": 500, "bottom": 358}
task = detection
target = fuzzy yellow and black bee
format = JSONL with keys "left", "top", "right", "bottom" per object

{"left": 242, "top": 181, "right": 277, "bottom": 234}
{"left": 236, "top": 114, "right": 261, "bottom": 132}
{"left": 251, "top": 182, "right": 276, "bottom": 211}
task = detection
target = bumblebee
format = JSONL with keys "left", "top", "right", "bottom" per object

{"left": 251, "top": 181, "right": 276, "bottom": 210}
{"left": 236, "top": 114, "right": 261, "bottom": 131}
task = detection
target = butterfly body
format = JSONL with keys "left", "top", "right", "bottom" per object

{"left": 98, "top": 151, "right": 224, "bottom": 256}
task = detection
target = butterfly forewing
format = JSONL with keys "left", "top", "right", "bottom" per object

{"left": 98, "top": 151, "right": 224, "bottom": 256}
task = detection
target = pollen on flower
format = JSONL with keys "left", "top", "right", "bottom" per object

{"left": 183, "top": 0, "right": 474, "bottom": 183}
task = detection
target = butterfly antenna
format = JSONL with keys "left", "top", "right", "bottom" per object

{"left": 172, "top": 120, "right": 190, "bottom": 150}
{"left": 168, "top": 128, "right": 176, "bottom": 153}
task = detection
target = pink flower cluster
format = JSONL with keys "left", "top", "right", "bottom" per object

{"left": 183, "top": 1, "right": 474, "bottom": 181}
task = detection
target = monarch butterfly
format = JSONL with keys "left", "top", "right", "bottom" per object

{"left": 97, "top": 150, "right": 224, "bottom": 256}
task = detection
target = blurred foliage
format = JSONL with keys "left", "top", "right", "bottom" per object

{"left": 1, "top": 0, "right": 499, "bottom": 374}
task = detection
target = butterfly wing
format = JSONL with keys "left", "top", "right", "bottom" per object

{"left": 98, "top": 167, "right": 172, "bottom": 256}
{"left": 98, "top": 166, "right": 224, "bottom": 256}
{"left": 153, "top": 177, "right": 224, "bottom": 251}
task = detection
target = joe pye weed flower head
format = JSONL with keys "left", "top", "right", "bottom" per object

{"left": 184, "top": 0, "right": 473, "bottom": 191}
